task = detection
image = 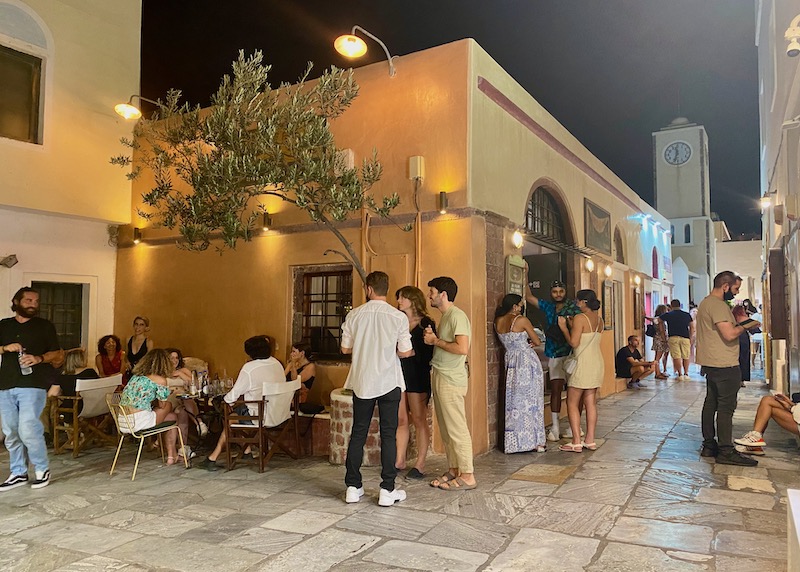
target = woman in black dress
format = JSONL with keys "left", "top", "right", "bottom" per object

{"left": 125, "top": 316, "right": 153, "bottom": 381}
{"left": 284, "top": 342, "right": 316, "bottom": 403}
{"left": 395, "top": 286, "right": 435, "bottom": 479}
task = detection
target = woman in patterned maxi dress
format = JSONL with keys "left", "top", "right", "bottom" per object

{"left": 495, "top": 294, "right": 546, "bottom": 453}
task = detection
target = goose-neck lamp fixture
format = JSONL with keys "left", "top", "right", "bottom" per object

{"left": 115, "top": 95, "right": 160, "bottom": 120}
{"left": 334, "top": 26, "right": 397, "bottom": 77}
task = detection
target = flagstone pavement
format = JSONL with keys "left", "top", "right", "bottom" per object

{"left": 0, "top": 372, "right": 794, "bottom": 571}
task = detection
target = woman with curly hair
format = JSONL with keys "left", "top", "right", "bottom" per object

{"left": 95, "top": 334, "right": 126, "bottom": 377}
{"left": 118, "top": 349, "right": 180, "bottom": 464}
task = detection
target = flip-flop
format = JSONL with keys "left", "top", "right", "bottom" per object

{"left": 430, "top": 471, "right": 457, "bottom": 488}
{"left": 438, "top": 476, "right": 477, "bottom": 491}
{"left": 559, "top": 443, "right": 583, "bottom": 453}
{"left": 581, "top": 442, "right": 598, "bottom": 451}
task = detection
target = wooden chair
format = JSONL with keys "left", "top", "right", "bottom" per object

{"left": 106, "top": 392, "right": 189, "bottom": 480}
{"left": 52, "top": 374, "right": 122, "bottom": 457}
{"left": 224, "top": 379, "right": 301, "bottom": 472}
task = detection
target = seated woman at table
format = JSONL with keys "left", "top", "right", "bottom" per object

{"left": 95, "top": 334, "right": 126, "bottom": 377}
{"left": 284, "top": 342, "right": 315, "bottom": 402}
{"left": 48, "top": 347, "right": 99, "bottom": 398}
{"left": 118, "top": 348, "right": 180, "bottom": 464}
{"left": 165, "top": 347, "right": 206, "bottom": 459}
{"left": 198, "top": 335, "right": 285, "bottom": 471}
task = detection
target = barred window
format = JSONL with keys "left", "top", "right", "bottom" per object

{"left": 298, "top": 269, "right": 352, "bottom": 359}
{"left": 525, "top": 187, "right": 565, "bottom": 242}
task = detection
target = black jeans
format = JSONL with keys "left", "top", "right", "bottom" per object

{"left": 701, "top": 366, "right": 741, "bottom": 452}
{"left": 345, "top": 387, "right": 401, "bottom": 492}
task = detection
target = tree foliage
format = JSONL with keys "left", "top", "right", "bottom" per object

{"left": 111, "top": 51, "right": 400, "bottom": 282}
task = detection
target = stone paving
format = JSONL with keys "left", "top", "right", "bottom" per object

{"left": 0, "top": 372, "right": 794, "bottom": 571}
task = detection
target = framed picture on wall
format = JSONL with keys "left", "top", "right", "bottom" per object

{"left": 603, "top": 281, "right": 614, "bottom": 330}
{"left": 585, "top": 199, "right": 612, "bottom": 255}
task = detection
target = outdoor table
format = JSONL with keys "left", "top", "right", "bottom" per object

{"left": 329, "top": 388, "right": 382, "bottom": 466}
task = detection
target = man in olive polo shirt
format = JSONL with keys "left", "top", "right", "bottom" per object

{"left": 696, "top": 271, "right": 761, "bottom": 466}
{"left": 423, "top": 276, "right": 474, "bottom": 490}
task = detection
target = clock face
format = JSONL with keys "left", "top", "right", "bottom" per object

{"left": 664, "top": 141, "right": 692, "bottom": 165}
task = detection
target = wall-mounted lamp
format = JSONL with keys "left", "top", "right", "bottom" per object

{"left": 438, "top": 192, "right": 448, "bottom": 214}
{"left": 633, "top": 275, "right": 641, "bottom": 286}
{"left": 114, "top": 95, "right": 160, "bottom": 120}
{"left": 262, "top": 212, "right": 273, "bottom": 232}
{"left": 760, "top": 196, "right": 772, "bottom": 210}
{"left": 133, "top": 228, "right": 142, "bottom": 245}
{"left": 0, "top": 254, "right": 18, "bottom": 268}
{"left": 786, "top": 14, "right": 800, "bottom": 57}
{"left": 604, "top": 265, "right": 613, "bottom": 278}
{"left": 512, "top": 230, "right": 524, "bottom": 249}
{"left": 334, "top": 25, "right": 397, "bottom": 77}
{"left": 585, "top": 258, "right": 595, "bottom": 272}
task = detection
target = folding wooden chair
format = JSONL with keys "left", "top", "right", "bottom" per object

{"left": 224, "top": 379, "right": 301, "bottom": 472}
{"left": 52, "top": 374, "right": 122, "bottom": 457}
{"left": 106, "top": 393, "right": 189, "bottom": 480}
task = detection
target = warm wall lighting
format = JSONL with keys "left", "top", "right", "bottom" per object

{"left": 604, "top": 265, "right": 613, "bottom": 278}
{"left": 334, "top": 25, "right": 397, "bottom": 76}
{"left": 760, "top": 196, "right": 772, "bottom": 210}
{"left": 262, "top": 212, "right": 272, "bottom": 232}
{"left": 133, "top": 228, "right": 142, "bottom": 245}
{"left": 585, "top": 258, "right": 595, "bottom": 272}
{"left": 633, "top": 275, "right": 641, "bottom": 286}
{"left": 114, "top": 95, "right": 160, "bottom": 120}
{"left": 512, "top": 230, "right": 524, "bottom": 249}
{"left": 438, "top": 191, "right": 448, "bottom": 214}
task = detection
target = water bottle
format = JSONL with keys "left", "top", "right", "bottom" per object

{"left": 18, "top": 350, "right": 33, "bottom": 376}
{"left": 200, "top": 370, "right": 209, "bottom": 395}
{"left": 190, "top": 371, "right": 198, "bottom": 396}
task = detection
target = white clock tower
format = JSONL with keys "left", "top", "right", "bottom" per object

{"left": 653, "top": 117, "right": 715, "bottom": 303}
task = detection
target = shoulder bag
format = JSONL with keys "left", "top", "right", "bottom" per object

{"left": 563, "top": 315, "right": 601, "bottom": 375}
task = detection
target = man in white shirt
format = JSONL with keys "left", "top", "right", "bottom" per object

{"left": 341, "top": 271, "right": 413, "bottom": 506}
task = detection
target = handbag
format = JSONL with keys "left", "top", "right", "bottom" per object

{"left": 563, "top": 315, "right": 600, "bottom": 376}
{"left": 645, "top": 323, "right": 657, "bottom": 337}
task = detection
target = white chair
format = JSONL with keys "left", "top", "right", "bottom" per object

{"left": 224, "top": 379, "right": 301, "bottom": 472}
{"left": 52, "top": 374, "right": 122, "bottom": 457}
{"left": 106, "top": 392, "right": 189, "bottom": 480}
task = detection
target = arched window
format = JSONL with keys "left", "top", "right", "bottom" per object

{"left": 525, "top": 187, "right": 565, "bottom": 242}
{"left": 652, "top": 248, "right": 659, "bottom": 279}
{"left": 614, "top": 227, "right": 625, "bottom": 264}
{"left": 684, "top": 223, "right": 691, "bottom": 244}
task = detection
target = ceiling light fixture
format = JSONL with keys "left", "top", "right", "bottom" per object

{"left": 334, "top": 26, "right": 397, "bottom": 76}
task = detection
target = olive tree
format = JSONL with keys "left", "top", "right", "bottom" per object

{"left": 112, "top": 50, "right": 400, "bottom": 283}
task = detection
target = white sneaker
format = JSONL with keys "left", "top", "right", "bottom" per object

{"left": 30, "top": 469, "right": 50, "bottom": 490}
{"left": 378, "top": 488, "right": 407, "bottom": 507}
{"left": 734, "top": 431, "right": 766, "bottom": 448}
{"left": 680, "top": 375, "right": 691, "bottom": 381}
{"left": 198, "top": 421, "right": 209, "bottom": 437}
{"left": 178, "top": 446, "right": 197, "bottom": 460}
{"left": 735, "top": 444, "right": 765, "bottom": 456}
{"left": 547, "top": 430, "right": 560, "bottom": 442}
{"left": 345, "top": 486, "right": 364, "bottom": 504}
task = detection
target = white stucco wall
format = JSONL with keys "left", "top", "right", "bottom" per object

{"left": 0, "top": 206, "right": 117, "bottom": 350}
{"left": 716, "top": 239, "right": 763, "bottom": 304}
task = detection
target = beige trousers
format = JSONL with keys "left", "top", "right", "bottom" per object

{"left": 431, "top": 369, "right": 473, "bottom": 474}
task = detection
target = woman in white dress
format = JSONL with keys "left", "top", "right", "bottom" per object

{"left": 557, "top": 289, "right": 603, "bottom": 453}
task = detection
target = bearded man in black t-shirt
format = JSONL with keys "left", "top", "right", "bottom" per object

{"left": 0, "top": 287, "right": 64, "bottom": 491}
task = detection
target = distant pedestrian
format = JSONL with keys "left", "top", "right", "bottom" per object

{"left": 646, "top": 304, "right": 669, "bottom": 379}
{"left": 616, "top": 335, "right": 655, "bottom": 389}
{"left": 660, "top": 299, "right": 694, "bottom": 380}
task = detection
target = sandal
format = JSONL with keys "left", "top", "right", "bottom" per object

{"left": 166, "top": 456, "right": 177, "bottom": 465}
{"left": 581, "top": 442, "right": 598, "bottom": 451}
{"left": 559, "top": 443, "right": 583, "bottom": 453}
{"left": 430, "top": 471, "right": 457, "bottom": 488}
{"left": 438, "top": 477, "right": 477, "bottom": 491}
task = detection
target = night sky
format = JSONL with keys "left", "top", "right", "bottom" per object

{"left": 141, "top": 0, "right": 760, "bottom": 235}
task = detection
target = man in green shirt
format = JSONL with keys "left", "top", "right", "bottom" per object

{"left": 696, "top": 271, "right": 761, "bottom": 466}
{"left": 423, "top": 277, "right": 475, "bottom": 490}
